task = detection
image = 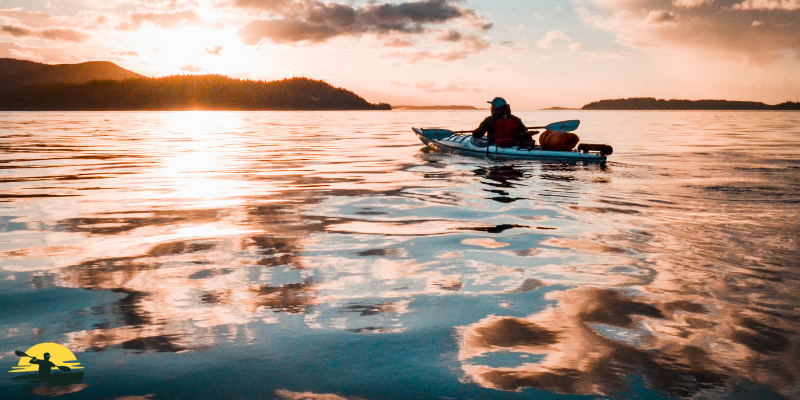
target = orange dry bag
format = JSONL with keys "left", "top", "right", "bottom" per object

{"left": 539, "top": 130, "right": 579, "bottom": 151}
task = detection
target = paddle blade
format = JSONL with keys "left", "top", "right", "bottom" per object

{"left": 15, "top": 350, "right": 30, "bottom": 358}
{"left": 57, "top": 366, "right": 71, "bottom": 372}
{"left": 544, "top": 120, "right": 580, "bottom": 132}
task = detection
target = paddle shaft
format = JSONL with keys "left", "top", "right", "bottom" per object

{"left": 15, "top": 350, "right": 71, "bottom": 372}
{"left": 453, "top": 129, "right": 538, "bottom": 134}
{"left": 453, "top": 119, "right": 579, "bottom": 134}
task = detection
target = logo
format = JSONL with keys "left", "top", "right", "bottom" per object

{"left": 9, "top": 343, "right": 84, "bottom": 388}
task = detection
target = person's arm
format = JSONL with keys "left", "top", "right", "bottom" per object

{"left": 515, "top": 116, "right": 528, "bottom": 135}
{"left": 472, "top": 116, "right": 494, "bottom": 139}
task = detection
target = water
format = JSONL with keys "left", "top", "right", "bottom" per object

{"left": 0, "top": 110, "right": 798, "bottom": 399}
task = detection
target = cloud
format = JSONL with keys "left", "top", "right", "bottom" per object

{"left": 437, "top": 28, "right": 462, "bottom": 42}
{"left": 414, "top": 80, "right": 482, "bottom": 93}
{"left": 644, "top": 10, "right": 678, "bottom": 26}
{"left": 0, "top": 24, "right": 90, "bottom": 42}
{"left": 206, "top": 45, "right": 222, "bottom": 55}
{"left": 383, "top": 37, "right": 414, "bottom": 47}
{"left": 230, "top": 0, "right": 315, "bottom": 13}
{"left": 236, "top": 0, "right": 488, "bottom": 45}
{"left": 104, "top": 49, "right": 139, "bottom": 62}
{"left": 578, "top": 0, "right": 800, "bottom": 63}
{"left": 179, "top": 63, "right": 202, "bottom": 72}
{"left": 0, "top": 41, "right": 84, "bottom": 63}
{"left": 117, "top": 10, "right": 224, "bottom": 31}
{"left": 480, "top": 63, "right": 516, "bottom": 72}
{"left": 498, "top": 40, "right": 529, "bottom": 51}
{"left": 0, "top": 8, "right": 64, "bottom": 27}
{"left": 0, "top": 8, "right": 113, "bottom": 31}
{"left": 379, "top": 33, "right": 489, "bottom": 63}
{"left": 379, "top": 48, "right": 466, "bottom": 63}
{"left": 569, "top": 42, "right": 583, "bottom": 52}
{"left": 0, "top": 24, "right": 32, "bottom": 37}
{"left": 450, "top": 32, "right": 490, "bottom": 51}
{"left": 74, "top": 10, "right": 116, "bottom": 29}
{"left": 536, "top": 30, "right": 570, "bottom": 49}
{"left": 238, "top": 18, "right": 339, "bottom": 44}
{"left": 587, "top": 51, "right": 635, "bottom": 60}
{"left": 673, "top": 0, "right": 713, "bottom": 7}
{"left": 575, "top": 6, "right": 608, "bottom": 27}
{"left": 733, "top": 0, "right": 800, "bottom": 9}
{"left": 112, "top": 50, "right": 139, "bottom": 56}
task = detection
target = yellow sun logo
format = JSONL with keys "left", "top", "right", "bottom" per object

{"left": 9, "top": 343, "right": 83, "bottom": 373}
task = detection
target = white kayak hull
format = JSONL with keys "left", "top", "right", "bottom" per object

{"left": 412, "top": 128, "right": 608, "bottom": 162}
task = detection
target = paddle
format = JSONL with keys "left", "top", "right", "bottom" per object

{"left": 15, "top": 350, "right": 72, "bottom": 372}
{"left": 529, "top": 120, "right": 580, "bottom": 132}
{"left": 453, "top": 120, "right": 580, "bottom": 134}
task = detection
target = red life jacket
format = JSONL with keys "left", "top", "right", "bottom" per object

{"left": 493, "top": 116, "right": 519, "bottom": 147}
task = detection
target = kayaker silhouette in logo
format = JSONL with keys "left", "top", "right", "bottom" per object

{"left": 29, "top": 352, "right": 58, "bottom": 375}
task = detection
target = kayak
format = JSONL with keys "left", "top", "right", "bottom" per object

{"left": 412, "top": 128, "right": 610, "bottom": 162}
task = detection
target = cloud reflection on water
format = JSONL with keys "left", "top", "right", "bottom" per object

{"left": 1, "top": 111, "right": 799, "bottom": 398}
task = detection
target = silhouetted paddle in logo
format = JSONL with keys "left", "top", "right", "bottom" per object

{"left": 15, "top": 351, "right": 72, "bottom": 373}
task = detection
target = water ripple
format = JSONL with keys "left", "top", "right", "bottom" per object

{"left": 1, "top": 110, "right": 798, "bottom": 399}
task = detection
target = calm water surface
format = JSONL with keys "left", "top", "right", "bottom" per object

{"left": 1, "top": 111, "right": 799, "bottom": 399}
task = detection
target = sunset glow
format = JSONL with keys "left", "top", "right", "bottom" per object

{"left": 1, "top": 0, "right": 797, "bottom": 109}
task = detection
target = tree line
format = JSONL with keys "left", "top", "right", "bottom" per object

{"left": 0, "top": 74, "right": 392, "bottom": 111}
{"left": 581, "top": 97, "right": 800, "bottom": 110}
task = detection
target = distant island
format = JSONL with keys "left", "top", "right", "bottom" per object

{"left": 0, "top": 58, "right": 390, "bottom": 111}
{"left": 582, "top": 97, "right": 800, "bottom": 110}
{"left": 393, "top": 105, "right": 481, "bottom": 110}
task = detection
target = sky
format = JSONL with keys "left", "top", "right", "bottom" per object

{"left": 0, "top": 0, "right": 798, "bottom": 109}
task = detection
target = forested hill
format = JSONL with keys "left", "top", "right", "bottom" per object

{"left": 581, "top": 98, "right": 800, "bottom": 110}
{"left": 0, "top": 58, "right": 144, "bottom": 94}
{"left": 0, "top": 75, "right": 392, "bottom": 111}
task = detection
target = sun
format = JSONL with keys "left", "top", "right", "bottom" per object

{"left": 9, "top": 343, "right": 83, "bottom": 373}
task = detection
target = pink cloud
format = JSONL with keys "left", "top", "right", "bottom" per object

{"left": 0, "top": 24, "right": 90, "bottom": 42}
{"left": 117, "top": 10, "right": 223, "bottom": 31}
{"left": 578, "top": 0, "right": 800, "bottom": 63}
{"left": 536, "top": 31, "right": 570, "bottom": 49}
{"left": 236, "top": 0, "right": 489, "bottom": 45}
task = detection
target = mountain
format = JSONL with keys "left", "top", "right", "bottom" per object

{"left": 0, "top": 58, "right": 144, "bottom": 94}
{"left": 0, "top": 74, "right": 392, "bottom": 111}
{"left": 0, "top": 58, "right": 45, "bottom": 79}
{"left": 581, "top": 97, "right": 800, "bottom": 110}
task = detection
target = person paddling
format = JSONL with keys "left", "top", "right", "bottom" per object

{"left": 29, "top": 352, "right": 57, "bottom": 375}
{"left": 472, "top": 97, "right": 531, "bottom": 147}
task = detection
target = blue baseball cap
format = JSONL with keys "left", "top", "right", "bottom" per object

{"left": 488, "top": 97, "right": 507, "bottom": 107}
